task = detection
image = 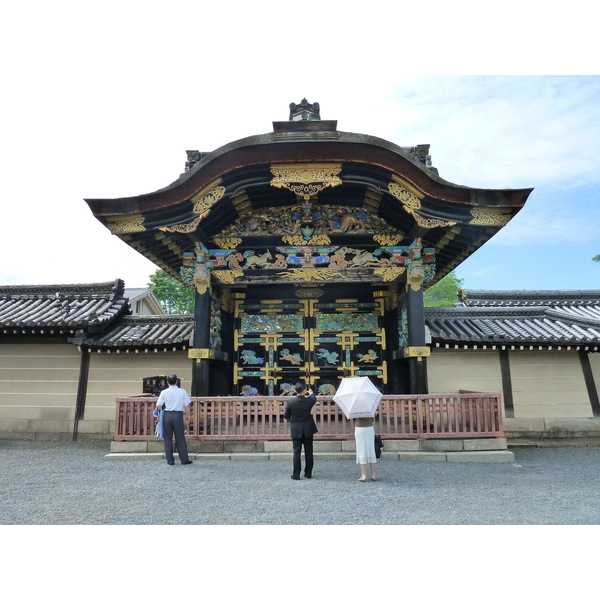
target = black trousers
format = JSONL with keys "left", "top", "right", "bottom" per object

{"left": 162, "top": 411, "right": 190, "bottom": 464}
{"left": 292, "top": 435, "right": 314, "bottom": 478}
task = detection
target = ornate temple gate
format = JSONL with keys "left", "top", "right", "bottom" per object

{"left": 85, "top": 99, "right": 532, "bottom": 403}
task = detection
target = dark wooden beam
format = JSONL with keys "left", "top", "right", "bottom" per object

{"left": 499, "top": 349, "right": 514, "bottom": 418}
{"left": 73, "top": 349, "right": 91, "bottom": 441}
{"left": 579, "top": 350, "right": 600, "bottom": 417}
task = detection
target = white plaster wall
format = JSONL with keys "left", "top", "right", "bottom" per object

{"left": 0, "top": 343, "right": 80, "bottom": 421}
{"left": 509, "top": 351, "right": 592, "bottom": 418}
{"left": 427, "top": 348, "right": 503, "bottom": 395}
{"left": 85, "top": 350, "right": 192, "bottom": 421}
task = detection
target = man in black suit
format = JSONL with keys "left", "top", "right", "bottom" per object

{"left": 284, "top": 381, "right": 319, "bottom": 480}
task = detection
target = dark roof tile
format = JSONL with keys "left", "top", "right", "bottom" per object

{"left": 71, "top": 315, "right": 194, "bottom": 349}
{"left": 427, "top": 290, "right": 600, "bottom": 347}
{"left": 0, "top": 280, "right": 130, "bottom": 336}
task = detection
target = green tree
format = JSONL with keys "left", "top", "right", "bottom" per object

{"left": 423, "top": 271, "right": 464, "bottom": 307}
{"left": 593, "top": 255, "right": 600, "bottom": 262}
{"left": 147, "top": 269, "right": 195, "bottom": 314}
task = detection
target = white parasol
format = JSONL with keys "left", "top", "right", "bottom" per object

{"left": 333, "top": 376, "right": 383, "bottom": 419}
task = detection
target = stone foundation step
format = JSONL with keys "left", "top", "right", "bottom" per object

{"left": 105, "top": 450, "right": 515, "bottom": 463}
{"left": 506, "top": 437, "right": 600, "bottom": 448}
{"left": 110, "top": 437, "right": 510, "bottom": 455}
{"left": 107, "top": 437, "right": 514, "bottom": 463}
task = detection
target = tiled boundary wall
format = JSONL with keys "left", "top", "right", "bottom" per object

{"left": 1, "top": 343, "right": 600, "bottom": 440}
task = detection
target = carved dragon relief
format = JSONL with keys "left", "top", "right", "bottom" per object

{"left": 206, "top": 246, "right": 400, "bottom": 271}
{"left": 199, "top": 244, "right": 435, "bottom": 285}
{"left": 211, "top": 202, "right": 402, "bottom": 244}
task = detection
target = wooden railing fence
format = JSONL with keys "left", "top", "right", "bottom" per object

{"left": 114, "top": 393, "right": 504, "bottom": 442}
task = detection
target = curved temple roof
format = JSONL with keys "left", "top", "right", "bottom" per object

{"left": 84, "top": 102, "right": 533, "bottom": 288}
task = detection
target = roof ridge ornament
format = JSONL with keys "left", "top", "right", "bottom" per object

{"left": 289, "top": 98, "right": 320, "bottom": 121}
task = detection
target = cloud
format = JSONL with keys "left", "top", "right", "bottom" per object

{"left": 384, "top": 76, "right": 600, "bottom": 189}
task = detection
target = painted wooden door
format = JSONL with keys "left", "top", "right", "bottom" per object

{"left": 233, "top": 293, "right": 387, "bottom": 397}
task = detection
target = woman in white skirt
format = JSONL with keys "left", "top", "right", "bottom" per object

{"left": 353, "top": 416, "right": 377, "bottom": 481}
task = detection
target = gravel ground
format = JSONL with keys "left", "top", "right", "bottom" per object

{"left": 1, "top": 439, "right": 600, "bottom": 525}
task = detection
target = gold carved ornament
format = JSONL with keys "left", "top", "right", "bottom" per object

{"left": 295, "top": 287, "right": 324, "bottom": 299}
{"left": 469, "top": 208, "right": 512, "bottom": 227}
{"left": 403, "top": 346, "right": 431, "bottom": 361}
{"left": 188, "top": 348, "right": 214, "bottom": 360}
{"left": 193, "top": 274, "right": 210, "bottom": 295}
{"left": 270, "top": 163, "right": 342, "bottom": 199}
{"left": 212, "top": 237, "right": 242, "bottom": 249}
{"left": 373, "top": 266, "right": 406, "bottom": 282}
{"left": 388, "top": 181, "right": 456, "bottom": 229}
{"left": 407, "top": 265, "right": 425, "bottom": 291}
{"left": 160, "top": 185, "right": 226, "bottom": 234}
{"left": 282, "top": 234, "right": 331, "bottom": 246}
{"left": 106, "top": 215, "right": 146, "bottom": 234}
{"left": 373, "top": 234, "right": 404, "bottom": 246}
{"left": 193, "top": 185, "right": 225, "bottom": 215}
{"left": 413, "top": 214, "right": 457, "bottom": 229}
{"left": 278, "top": 269, "right": 345, "bottom": 282}
{"left": 180, "top": 255, "right": 210, "bottom": 295}
{"left": 212, "top": 270, "right": 245, "bottom": 285}
{"left": 161, "top": 216, "right": 202, "bottom": 234}
{"left": 389, "top": 182, "right": 422, "bottom": 208}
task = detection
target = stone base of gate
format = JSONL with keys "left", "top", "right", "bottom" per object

{"left": 107, "top": 437, "right": 514, "bottom": 462}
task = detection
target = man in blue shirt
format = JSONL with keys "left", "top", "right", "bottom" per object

{"left": 156, "top": 374, "right": 193, "bottom": 466}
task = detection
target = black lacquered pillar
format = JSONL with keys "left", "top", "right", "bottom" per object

{"left": 190, "top": 288, "right": 211, "bottom": 396}
{"left": 405, "top": 282, "right": 429, "bottom": 394}
{"left": 404, "top": 239, "right": 430, "bottom": 394}
{"left": 182, "top": 246, "right": 213, "bottom": 396}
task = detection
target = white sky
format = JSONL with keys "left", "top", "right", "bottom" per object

{"left": 1, "top": 2, "right": 599, "bottom": 292}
